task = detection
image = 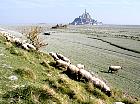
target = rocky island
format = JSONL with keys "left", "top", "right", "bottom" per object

{"left": 70, "top": 9, "right": 103, "bottom": 25}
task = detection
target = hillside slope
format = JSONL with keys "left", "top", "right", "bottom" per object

{"left": 0, "top": 35, "right": 139, "bottom": 104}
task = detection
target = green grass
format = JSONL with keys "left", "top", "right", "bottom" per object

{"left": 0, "top": 34, "right": 140, "bottom": 104}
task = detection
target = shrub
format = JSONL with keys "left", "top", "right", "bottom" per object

{"left": 22, "top": 26, "right": 48, "bottom": 50}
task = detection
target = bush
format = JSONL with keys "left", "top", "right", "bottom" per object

{"left": 22, "top": 26, "right": 48, "bottom": 50}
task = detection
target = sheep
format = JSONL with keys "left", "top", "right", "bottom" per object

{"left": 21, "top": 43, "right": 36, "bottom": 50}
{"left": 66, "top": 64, "right": 80, "bottom": 80}
{"left": 25, "top": 43, "right": 36, "bottom": 50}
{"left": 22, "top": 43, "right": 30, "bottom": 50}
{"left": 78, "top": 69, "right": 93, "bottom": 81}
{"left": 108, "top": 65, "right": 122, "bottom": 73}
{"left": 91, "top": 76, "right": 111, "bottom": 97}
{"left": 56, "top": 53, "right": 70, "bottom": 63}
{"left": 77, "top": 68, "right": 111, "bottom": 96}
{"left": 13, "top": 38, "right": 22, "bottom": 43}
{"left": 99, "top": 80, "right": 111, "bottom": 96}
{"left": 1, "top": 30, "right": 37, "bottom": 51}
{"left": 5, "top": 35, "right": 12, "bottom": 42}
{"left": 76, "top": 64, "right": 84, "bottom": 69}
{"left": 12, "top": 37, "right": 23, "bottom": 46}
{"left": 49, "top": 52, "right": 59, "bottom": 60}
{"left": 56, "top": 59, "right": 70, "bottom": 69}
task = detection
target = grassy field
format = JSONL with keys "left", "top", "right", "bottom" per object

{"left": 0, "top": 35, "right": 117, "bottom": 104}
{"left": 0, "top": 24, "right": 140, "bottom": 103}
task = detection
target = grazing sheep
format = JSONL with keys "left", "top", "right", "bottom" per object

{"left": 5, "top": 35, "right": 12, "bottom": 42}
{"left": 22, "top": 43, "right": 30, "bottom": 50}
{"left": 67, "top": 64, "right": 80, "bottom": 80}
{"left": 91, "top": 76, "right": 111, "bottom": 97}
{"left": 49, "top": 52, "right": 59, "bottom": 60}
{"left": 78, "top": 69, "right": 93, "bottom": 81}
{"left": 108, "top": 66, "right": 122, "bottom": 73}
{"left": 25, "top": 43, "right": 36, "bottom": 50}
{"left": 56, "top": 53, "right": 70, "bottom": 63}
{"left": 48, "top": 51, "right": 112, "bottom": 96}
{"left": 56, "top": 59, "right": 70, "bottom": 69}
{"left": 76, "top": 64, "right": 84, "bottom": 69}
{"left": 67, "top": 64, "right": 79, "bottom": 74}
{"left": 12, "top": 38, "right": 22, "bottom": 46}
{"left": 1, "top": 30, "right": 37, "bottom": 51}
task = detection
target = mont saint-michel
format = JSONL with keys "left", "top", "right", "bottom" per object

{"left": 70, "top": 10, "right": 103, "bottom": 25}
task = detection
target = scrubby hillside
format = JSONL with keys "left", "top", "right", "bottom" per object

{"left": 0, "top": 35, "right": 139, "bottom": 104}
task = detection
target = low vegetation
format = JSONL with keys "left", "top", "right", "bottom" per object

{"left": 0, "top": 33, "right": 140, "bottom": 103}
{"left": 22, "top": 26, "right": 48, "bottom": 50}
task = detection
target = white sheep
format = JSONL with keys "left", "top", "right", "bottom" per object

{"left": 5, "top": 35, "right": 12, "bottom": 42}
{"left": 91, "top": 76, "right": 111, "bottom": 96}
{"left": 49, "top": 52, "right": 59, "bottom": 60}
{"left": 13, "top": 38, "right": 22, "bottom": 43}
{"left": 108, "top": 65, "right": 122, "bottom": 73}
{"left": 68, "top": 64, "right": 79, "bottom": 73}
{"left": 56, "top": 53, "right": 70, "bottom": 63}
{"left": 56, "top": 59, "right": 70, "bottom": 69}
{"left": 76, "top": 64, "right": 85, "bottom": 69}
{"left": 22, "top": 43, "right": 30, "bottom": 50}
{"left": 78, "top": 69, "right": 93, "bottom": 81}
{"left": 67, "top": 64, "right": 80, "bottom": 80}
{"left": 25, "top": 43, "right": 36, "bottom": 50}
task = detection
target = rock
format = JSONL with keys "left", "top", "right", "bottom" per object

{"left": 8, "top": 75, "right": 18, "bottom": 81}
{"left": 44, "top": 32, "right": 50, "bottom": 35}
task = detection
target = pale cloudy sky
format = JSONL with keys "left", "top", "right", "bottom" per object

{"left": 0, "top": 0, "right": 140, "bottom": 25}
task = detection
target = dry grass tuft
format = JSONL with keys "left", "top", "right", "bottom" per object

{"left": 22, "top": 26, "right": 48, "bottom": 50}
{"left": 42, "top": 85, "right": 56, "bottom": 96}
{"left": 4, "top": 42, "right": 13, "bottom": 48}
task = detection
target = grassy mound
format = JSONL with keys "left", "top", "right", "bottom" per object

{"left": 0, "top": 35, "right": 139, "bottom": 104}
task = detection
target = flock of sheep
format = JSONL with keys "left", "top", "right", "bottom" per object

{"left": 49, "top": 52, "right": 113, "bottom": 96}
{"left": 0, "top": 31, "right": 36, "bottom": 51}
{"left": 0, "top": 29, "right": 123, "bottom": 98}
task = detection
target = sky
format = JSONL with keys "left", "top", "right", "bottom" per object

{"left": 0, "top": 0, "right": 140, "bottom": 25}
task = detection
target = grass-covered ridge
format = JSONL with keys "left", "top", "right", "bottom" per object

{"left": 0, "top": 35, "right": 140, "bottom": 104}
